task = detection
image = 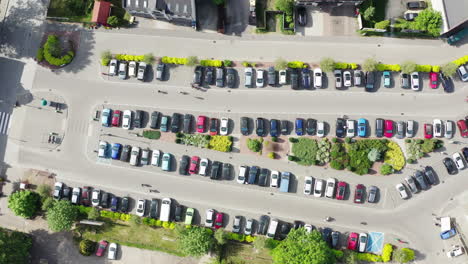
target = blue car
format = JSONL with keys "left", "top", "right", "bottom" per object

{"left": 270, "top": 119, "right": 278, "bottom": 137}
{"left": 295, "top": 118, "right": 304, "bottom": 136}
{"left": 440, "top": 229, "right": 456, "bottom": 240}
{"left": 358, "top": 118, "right": 367, "bottom": 137}
{"left": 302, "top": 68, "right": 310, "bottom": 89}
{"left": 111, "top": 143, "right": 122, "bottom": 160}
{"left": 101, "top": 108, "right": 111, "bottom": 127}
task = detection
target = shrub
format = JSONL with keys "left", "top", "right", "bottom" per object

{"left": 393, "top": 248, "right": 415, "bottom": 263}
{"left": 143, "top": 130, "right": 161, "bottom": 139}
{"left": 245, "top": 235, "right": 256, "bottom": 243}
{"left": 115, "top": 54, "right": 145, "bottom": 61}
{"left": 162, "top": 221, "right": 170, "bottom": 229}
{"left": 344, "top": 137, "right": 352, "bottom": 144}
{"left": 415, "top": 64, "right": 432, "bottom": 72}
{"left": 367, "top": 148, "right": 381, "bottom": 162}
{"left": 186, "top": 56, "right": 199, "bottom": 66}
{"left": 247, "top": 138, "right": 262, "bottom": 152}
{"left": 275, "top": 0, "right": 294, "bottom": 15}
{"left": 176, "top": 132, "right": 184, "bottom": 138}
{"left": 363, "top": 6, "right": 375, "bottom": 21}
{"left": 330, "top": 160, "right": 344, "bottom": 170}
{"left": 421, "top": 139, "right": 437, "bottom": 153}
{"left": 241, "top": 61, "right": 250, "bottom": 67}
{"left": 161, "top": 56, "right": 187, "bottom": 65}
{"left": 405, "top": 139, "right": 412, "bottom": 143}
{"left": 432, "top": 65, "right": 440, "bottom": 72}
{"left": 288, "top": 137, "right": 298, "bottom": 143}
{"left": 204, "top": 135, "right": 211, "bottom": 140}
{"left": 287, "top": 61, "right": 305, "bottom": 69}
{"left": 223, "top": 60, "right": 233, "bottom": 67}
{"left": 175, "top": 138, "right": 182, "bottom": 144}
{"left": 100, "top": 50, "right": 112, "bottom": 66}
{"left": 226, "top": 232, "right": 245, "bottom": 242}
{"left": 200, "top": 59, "right": 222, "bottom": 67}
{"left": 41, "top": 197, "right": 55, "bottom": 211}
{"left": 380, "top": 163, "right": 394, "bottom": 175}
{"left": 332, "top": 249, "right": 344, "bottom": 260}
{"left": 356, "top": 253, "right": 383, "bottom": 262}
{"left": 208, "top": 135, "right": 233, "bottom": 152}
{"left": 107, "top": 16, "right": 121, "bottom": 27}
{"left": 381, "top": 243, "right": 393, "bottom": 262}
{"left": 331, "top": 138, "right": 338, "bottom": 143}
{"left": 384, "top": 141, "right": 406, "bottom": 171}
{"left": 375, "top": 20, "right": 390, "bottom": 29}
{"left": 275, "top": 58, "right": 288, "bottom": 70}
{"left": 36, "top": 184, "right": 52, "bottom": 199}
{"left": 268, "top": 152, "right": 275, "bottom": 159}
{"left": 79, "top": 239, "right": 96, "bottom": 256}
{"left": 87, "top": 207, "right": 100, "bottom": 220}
{"left": 288, "top": 155, "right": 296, "bottom": 161}
{"left": 265, "top": 238, "right": 281, "bottom": 249}
{"left": 43, "top": 35, "right": 74, "bottom": 66}
{"left": 407, "top": 158, "right": 415, "bottom": 164}
{"left": 401, "top": 61, "right": 417, "bottom": 74}
{"left": 320, "top": 57, "right": 335, "bottom": 72}
{"left": 441, "top": 62, "right": 458, "bottom": 76}
{"left": 36, "top": 48, "right": 44, "bottom": 62}
{"left": 453, "top": 55, "right": 468, "bottom": 66}
{"left": 376, "top": 64, "right": 401, "bottom": 72}
{"left": 143, "top": 53, "right": 155, "bottom": 65}
{"left": 8, "top": 190, "right": 40, "bottom": 218}
{"left": 271, "top": 136, "right": 278, "bottom": 142}
{"left": 362, "top": 58, "right": 378, "bottom": 72}
{"left": 155, "top": 220, "right": 162, "bottom": 227}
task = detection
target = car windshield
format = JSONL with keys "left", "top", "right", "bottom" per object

{"left": 360, "top": 236, "right": 367, "bottom": 243}
{"left": 103, "top": 111, "right": 109, "bottom": 117}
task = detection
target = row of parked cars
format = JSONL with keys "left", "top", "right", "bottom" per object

{"left": 442, "top": 147, "right": 468, "bottom": 175}
{"left": 395, "top": 166, "right": 438, "bottom": 199}
{"left": 108, "top": 59, "right": 147, "bottom": 81}
{"left": 193, "top": 66, "right": 236, "bottom": 88}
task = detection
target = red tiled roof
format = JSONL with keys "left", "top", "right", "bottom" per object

{"left": 91, "top": 1, "right": 111, "bottom": 24}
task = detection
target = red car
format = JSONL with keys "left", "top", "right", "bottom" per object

{"left": 354, "top": 184, "right": 364, "bottom": 203}
{"left": 424, "top": 123, "right": 433, "bottom": 139}
{"left": 347, "top": 232, "right": 359, "bottom": 250}
{"left": 214, "top": 212, "right": 224, "bottom": 229}
{"left": 197, "top": 116, "right": 207, "bottom": 133}
{"left": 189, "top": 156, "right": 200, "bottom": 174}
{"left": 429, "top": 72, "right": 438, "bottom": 89}
{"left": 457, "top": 120, "right": 468, "bottom": 138}
{"left": 96, "top": 240, "right": 108, "bottom": 257}
{"left": 209, "top": 118, "right": 219, "bottom": 136}
{"left": 111, "top": 110, "right": 121, "bottom": 127}
{"left": 384, "top": 120, "right": 393, "bottom": 138}
{"left": 336, "top": 181, "right": 347, "bottom": 200}
{"left": 81, "top": 186, "right": 91, "bottom": 206}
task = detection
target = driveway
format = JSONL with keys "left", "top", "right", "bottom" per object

{"left": 322, "top": 5, "right": 358, "bottom": 36}
{"left": 295, "top": 6, "right": 324, "bottom": 36}
{"left": 195, "top": 0, "right": 218, "bottom": 32}
{"left": 225, "top": 0, "right": 251, "bottom": 35}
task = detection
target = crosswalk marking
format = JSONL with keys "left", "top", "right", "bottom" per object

{"left": 0, "top": 112, "right": 10, "bottom": 135}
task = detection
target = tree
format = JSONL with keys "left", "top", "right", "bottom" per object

{"left": 100, "top": 50, "right": 112, "bottom": 66}
{"left": 363, "top": 6, "right": 375, "bottom": 21}
{"left": 212, "top": 0, "right": 225, "bottom": 5}
{"left": 247, "top": 138, "right": 262, "bottom": 152}
{"left": 320, "top": 57, "right": 335, "bottom": 72}
{"left": 271, "top": 229, "right": 335, "bottom": 264}
{"left": 178, "top": 227, "right": 214, "bottom": 257}
{"left": 41, "top": 197, "right": 55, "bottom": 211}
{"left": 275, "top": 0, "right": 294, "bottom": 16}
{"left": 367, "top": 148, "right": 381, "bottom": 162}
{"left": 46, "top": 200, "right": 78, "bottom": 232}
{"left": 343, "top": 249, "right": 358, "bottom": 264}
{"left": 362, "top": 58, "right": 378, "bottom": 72}
{"left": 0, "top": 227, "right": 32, "bottom": 264}
{"left": 393, "top": 248, "right": 415, "bottom": 263}
{"left": 400, "top": 61, "right": 417, "bottom": 74}
{"left": 8, "top": 190, "right": 40, "bottom": 218}
{"left": 142, "top": 53, "right": 155, "bottom": 65}
{"left": 441, "top": 62, "right": 458, "bottom": 76}
{"left": 275, "top": 58, "right": 288, "bottom": 70}
{"left": 186, "top": 56, "right": 199, "bottom": 66}
{"left": 380, "top": 164, "right": 394, "bottom": 175}
{"left": 214, "top": 228, "right": 227, "bottom": 245}
{"left": 413, "top": 9, "right": 442, "bottom": 37}
{"left": 79, "top": 239, "right": 96, "bottom": 256}
{"left": 36, "top": 184, "right": 51, "bottom": 199}
{"left": 87, "top": 207, "right": 100, "bottom": 220}
{"left": 107, "top": 16, "right": 121, "bottom": 27}
{"left": 375, "top": 20, "right": 390, "bottom": 30}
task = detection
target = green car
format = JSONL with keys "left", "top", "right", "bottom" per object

{"left": 185, "top": 208, "right": 194, "bottom": 225}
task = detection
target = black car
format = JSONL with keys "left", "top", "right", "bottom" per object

{"left": 156, "top": 63, "right": 165, "bottom": 81}
{"left": 270, "top": 119, "right": 279, "bottom": 137}
{"left": 368, "top": 186, "right": 378, "bottom": 203}
{"left": 183, "top": 114, "right": 192, "bottom": 133}
{"left": 179, "top": 155, "right": 190, "bottom": 175}
{"left": 335, "top": 118, "right": 346, "bottom": 138}
{"left": 407, "top": 1, "right": 426, "bottom": 9}
{"left": 110, "top": 196, "right": 119, "bottom": 212}
{"left": 222, "top": 163, "right": 231, "bottom": 180}
{"left": 240, "top": 117, "right": 249, "bottom": 136}
{"left": 279, "top": 222, "right": 291, "bottom": 240}
{"left": 414, "top": 171, "right": 428, "bottom": 190}
{"left": 133, "top": 110, "right": 143, "bottom": 128}
{"left": 256, "top": 118, "right": 265, "bottom": 137}
{"left": 204, "top": 67, "right": 214, "bottom": 85}
{"left": 120, "top": 197, "right": 130, "bottom": 213}
{"left": 302, "top": 68, "right": 310, "bottom": 89}
{"left": 61, "top": 187, "right": 71, "bottom": 200}
{"left": 175, "top": 205, "right": 184, "bottom": 222}
{"left": 331, "top": 231, "right": 340, "bottom": 249}
{"left": 306, "top": 119, "right": 316, "bottom": 135}
{"left": 120, "top": 145, "right": 131, "bottom": 162}
{"left": 210, "top": 161, "right": 221, "bottom": 180}
{"left": 443, "top": 157, "right": 457, "bottom": 175}
{"left": 146, "top": 199, "right": 157, "bottom": 219}
{"left": 290, "top": 69, "right": 299, "bottom": 90}
{"left": 209, "top": 118, "right": 218, "bottom": 135}
{"left": 258, "top": 168, "right": 269, "bottom": 186}
{"left": 247, "top": 166, "right": 259, "bottom": 184}
{"left": 281, "top": 120, "right": 289, "bottom": 135}
{"left": 462, "top": 147, "right": 468, "bottom": 161}
{"left": 101, "top": 192, "right": 109, "bottom": 208}
{"left": 424, "top": 166, "right": 437, "bottom": 185}
{"left": 439, "top": 73, "right": 454, "bottom": 93}
{"left": 401, "top": 73, "right": 410, "bottom": 88}
{"left": 321, "top": 228, "right": 333, "bottom": 247}
{"left": 268, "top": 66, "right": 276, "bottom": 86}
{"left": 375, "top": 118, "right": 384, "bottom": 138}
{"left": 150, "top": 111, "right": 160, "bottom": 129}
{"left": 171, "top": 113, "right": 181, "bottom": 133}
{"left": 226, "top": 68, "right": 236, "bottom": 88}
{"left": 365, "top": 71, "right": 375, "bottom": 92}
{"left": 258, "top": 215, "right": 269, "bottom": 235}
{"left": 193, "top": 66, "right": 203, "bottom": 85}
{"left": 293, "top": 220, "right": 304, "bottom": 229}
{"left": 297, "top": 7, "right": 307, "bottom": 26}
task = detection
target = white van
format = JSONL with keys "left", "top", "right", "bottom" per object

{"left": 237, "top": 166, "right": 247, "bottom": 184}
{"left": 267, "top": 218, "right": 279, "bottom": 238}
{"left": 325, "top": 178, "right": 336, "bottom": 198}
{"left": 440, "top": 217, "right": 451, "bottom": 232}
{"left": 160, "top": 198, "right": 171, "bottom": 222}
{"left": 129, "top": 147, "right": 140, "bottom": 166}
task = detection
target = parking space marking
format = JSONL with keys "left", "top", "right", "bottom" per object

{"left": 367, "top": 231, "right": 385, "bottom": 253}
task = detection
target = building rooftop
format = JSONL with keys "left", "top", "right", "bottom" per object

{"left": 442, "top": 0, "right": 468, "bottom": 29}
{"left": 91, "top": 1, "right": 111, "bottom": 24}
{"left": 125, "top": 0, "right": 193, "bottom": 18}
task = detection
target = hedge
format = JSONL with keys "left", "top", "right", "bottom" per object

{"left": 200, "top": 59, "right": 223, "bottom": 67}
{"left": 432, "top": 65, "right": 440, "bottom": 72}
{"left": 42, "top": 35, "right": 75, "bottom": 66}
{"left": 382, "top": 243, "right": 393, "bottom": 262}
{"left": 226, "top": 232, "right": 246, "bottom": 242}
{"left": 223, "top": 60, "right": 233, "bottom": 67}
{"left": 287, "top": 61, "right": 306, "bottom": 68}
{"left": 356, "top": 253, "right": 383, "bottom": 262}
{"left": 143, "top": 130, "right": 161, "bottom": 140}
{"left": 36, "top": 48, "right": 44, "bottom": 62}
{"left": 115, "top": 54, "right": 145, "bottom": 62}
{"left": 384, "top": 141, "right": 406, "bottom": 171}
{"left": 334, "top": 62, "right": 359, "bottom": 70}
{"left": 376, "top": 64, "right": 401, "bottom": 72}
{"left": 415, "top": 64, "right": 433, "bottom": 72}
{"left": 161, "top": 56, "right": 188, "bottom": 65}
{"left": 452, "top": 55, "right": 468, "bottom": 66}
{"left": 100, "top": 210, "right": 131, "bottom": 221}
{"left": 208, "top": 135, "right": 233, "bottom": 152}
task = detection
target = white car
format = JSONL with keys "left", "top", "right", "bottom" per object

{"left": 245, "top": 219, "right": 254, "bottom": 235}
{"left": 411, "top": 72, "right": 419, "bottom": 91}
{"left": 130, "top": 146, "right": 140, "bottom": 166}
{"left": 346, "top": 120, "right": 355, "bottom": 137}
{"left": 122, "top": 110, "right": 132, "bottom": 129}
{"left": 313, "top": 68, "right": 322, "bottom": 88}
{"left": 136, "top": 199, "right": 146, "bottom": 216}
{"left": 358, "top": 233, "right": 368, "bottom": 252}
{"left": 205, "top": 209, "right": 214, "bottom": 227}
{"left": 406, "top": 120, "right": 415, "bottom": 138}
{"left": 447, "top": 246, "right": 464, "bottom": 258}
{"left": 71, "top": 187, "right": 81, "bottom": 205}
{"left": 279, "top": 70, "right": 287, "bottom": 85}
{"left": 98, "top": 141, "right": 108, "bottom": 158}
{"left": 445, "top": 120, "right": 453, "bottom": 139}
{"left": 245, "top": 67, "right": 253, "bottom": 87}
{"left": 343, "top": 71, "right": 352, "bottom": 87}
{"left": 314, "top": 179, "right": 324, "bottom": 197}
{"left": 91, "top": 189, "right": 101, "bottom": 206}
{"left": 140, "top": 149, "right": 150, "bottom": 166}
{"left": 317, "top": 121, "right": 325, "bottom": 137}
{"left": 108, "top": 243, "right": 118, "bottom": 260}
{"left": 433, "top": 119, "right": 443, "bottom": 138}
{"left": 118, "top": 61, "right": 127, "bottom": 80}
{"left": 325, "top": 178, "right": 336, "bottom": 198}
{"left": 237, "top": 165, "right": 247, "bottom": 184}
{"left": 270, "top": 170, "right": 279, "bottom": 187}
{"left": 128, "top": 61, "right": 137, "bottom": 77}
{"left": 304, "top": 176, "right": 313, "bottom": 195}
{"left": 458, "top": 65, "right": 468, "bottom": 82}
{"left": 53, "top": 182, "right": 63, "bottom": 199}
{"left": 396, "top": 183, "right": 408, "bottom": 199}
{"left": 199, "top": 159, "right": 209, "bottom": 176}
{"left": 452, "top": 153, "right": 465, "bottom": 170}
{"left": 137, "top": 62, "right": 147, "bottom": 81}
{"left": 151, "top": 149, "right": 161, "bottom": 166}
{"left": 304, "top": 224, "right": 313, "bottom": 233}
{"left": 108, "top": 59, "right": 118, "bottom": 76}
{"left": 220, "top": 117, "right": 229, "bottom": 135}
{"left": 354, "top": 70, "right": 363, "bottom": 86}
{"left": 256, "top": 69, "right": 264, "bottom": 87}
{"left": 334, "top": 70, "right": 342, "bottom": 88}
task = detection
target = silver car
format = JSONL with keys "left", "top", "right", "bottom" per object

{"left": 140, "top": 149, "right": 150, "bottom": 165}
{"left": 406, "top": 120, "right": 415, "bottom": 138}
{"left": 445, "top": 120, "right": 454, "bottom": 139}
{"left": 216, "top": 67, "right": 224, "bottom": 87}
{"left": 367, "top": 186, "right": 378, "bottom": 203}
{"left": 396, "top": 121, "right": 405, "bottom": 139}
{"left": 232, "top": 216, "right": 242, "bottom": 233}
{"left": 354, "top": 70, "right": 362, "bottom": 86}
{"left": 118, "top": 61, "right": 127, "bottom": 80}
{"left": 137, "top": 62, "right": 147, "bottom": 81}
{"left": 405, "top": 176, "right": 419, "bottom": 193}
{"left": 334, "top": 70, "right": 342, "bottom": 88}
{"left": 244, "top": 218, "right": 254, "bottom": 235}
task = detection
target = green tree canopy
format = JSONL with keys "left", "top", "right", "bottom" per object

{"left": 46, "top": 200, "right": 78, "bottom": 232}
{"left": 87, "top": 207, "right": 100, "bottom": 220}
{"left": 440, "top": 62, "right": 458, "bottom": 76}
{"left": 178, "top": 227, "right": 214, "bottom": 257}
{"left": 412, "top": 9, "right": 442, "bottom": 37}
{"left": 374, "top": 20, "right": 390, "bottom": 30}
{"left": 8, "top": 190, "right": 40, "bottom": 218}
{"left": 320, "top": 57, "right": 335, "bottom": 72}
{"left": 271, "top": 229, "right": 335, "bottom": 264}
{"left": 107, "top": 16, "right": 121, "bottom": 27}
{"left": 275, "top": 58, "right": 288, "bottom": 70}
{"left": 393, "top": 248, "right": 415, "bottom": 263}
{"left": 0, "top": 228, "right": 32, "bottom": 264}
{"left": 380, "top": 164, "right": 394, "bottom": 175}
{"left": 275, "top": 0, "right": 294, "bottom": 16}
{"left": 363, "top": 6, "right": 375, "bottom": 21}
{"left": 79, "top": 239, "right": 96, "bottom": 256}
{"left": 400, "top": 61, "right": 417, "bottom": 74}
{"left": 362, "top": 58, "right": 378, "bottom": 72}
{"left": 214, "top": 228, "right": 227, "bottom": 245}
{"left": 247, "top": 138, "right": 262, "bottom": 152}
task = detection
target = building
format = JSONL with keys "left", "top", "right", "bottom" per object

{"left": 431, "top": 0, "right": 468, "bottom": 37}
{"left": 91, "top": 1, "right": 112, "bottom": 25}
{"left": 295, "top": 0, "right": 363, "bottom": 7}
{"left": 123, "top": 0, "right": 196, "bottom": 27}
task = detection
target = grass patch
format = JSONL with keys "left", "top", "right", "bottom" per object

{"left": 47, "top": 0, "right": 94, "bottom": 21}
{"left": 359, "top": 0, "right": 388, "bottom": 27}
{"left": 224, "top": 242, "right": 272, "bottom": 264}
{"left": 291, "top": 138, "right": 318, "bottom": 166}
{"left": 143, "top": 130, "right": 161, "bottom": 140}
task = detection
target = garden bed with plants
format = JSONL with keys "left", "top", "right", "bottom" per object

{"left": 175, "top": 133, "right": 233, "bottom": 152}
{"left": 242, "top": 136, "right": 289, "bottom": 160}
{"left": 405, "top": 138, "right": 444, "bottom": 164}
{"left": 36, "top": 33, "right": 77, "bottom": 68}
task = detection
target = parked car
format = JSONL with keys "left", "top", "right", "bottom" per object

{"left": 411, "top": 72, "right": 420, "bottom": 91}
{"left": 270, "top": 119, "right": 279, "bottom": 137}
{"left": 304, "top": 176, "right": 313, "bottom": 195}
{"left": 368, "top": 186, "right": 378, "bottom": 203}
{"left": 149, "top": 199, "right": 158, "bottom": 218}
{"left": 171, "top": 113, "right": 181, "bottom": 133}
{"left": 354, "top": 184, "right": 365, "bottom": 203}
{"left": 343, "top": 71, "right": 352, "bottom": 87}
{"left": 96, "top": 240, "right": 108, "bottom": 257}
{"left": 81, "top": 186, "right": 91, "bottom": 206}
{"left": 453, "top": 152, "right": 465, "bottom": 170}
{"left": 405, "top": 176, "right": 419, "bottom": 193}
{"left": 440, "top": 229, "right": 457, "bottom": 240}
{"left": 149, "top": 111, "right": 160, "bottom": 129}
{"left": 440, "top": 73, "right": 454, "bottom": 93}
{"left": 457, "top": 119, "right": 468, "bottom": 137}
{"left": 237, "top": 165, "right": 247, "bottom": 184}
{"left": 317, "top": 121, "right": 325, "bottom": 137}
{"left": 120, "top": 197, "right": 129, "bottom": 213}
{"left": 226, "top": 68, "right": 236, "bottom": 88}
{"left": 100, "top": 192, "right": 110, "bottom": 208}
{"left": 118, "top": 61, "right": 128, "bottom": 80}
{"left": 443, "top": 157, "right": 458, "bottom": 175}
{"left": 433, "top": 119, "right": 443, "bottom": 137}
{"left": 325, "top": 178, "right": 336, "bottom": 198}
{"left": 205, "top": 209, "right": 214, "bottom": 227}
{"left": 406, "top": 120, "right": 415, "bottom": 138}
{"left": 358, "top": 233, "right": 368, "bottom": 253}
{"left": 429, "top": 72, "right": 438, "bottom": 88}
{"left": 111, "top": 110, "right": 121, "bottom": 127}
{"left": 244, "top": 67, "right": 253, "bottom": 87}
{"left": 156, "top": 63, "right": 165, "bottom": 81}
{"left": 91, "top": 189, "right": 101, "bottom": 206}
{"left": 214, "top": 213, "right": 224, "bottom": 229}
{"left": 199, "top": 158, "right": 209, "bottom": 176}
{"left": 53, "top": 182, "right": 63, "bottom": 200}
{"left": 140, "top": 149, "right": 150, "bottom": 166}
{"left": 463, "top": 147, "right": 468, "bottom": 161}
{"left": 174, "top": 205, "right": 184, "bottom": 222}
{"left": 346, "top": 119, "right": 355, "bottom": 138}
{"left": 279, "top": 222, "right": 291, "bottom": 240}
{"left": 306, "top": 119, "right": 316, "bottom": 135}
{"left": 314, "top": 179, "right": 324, "bottom": 197}
{"left": 136, "top": 199, "right": 146, "bottom": 216}
{"left": 395, "top": 183, "right": 409, "bottom": 199}
{"left": 281, "top": 120, "right": 289, "bottom": 135}
{"left": 189, "top": 156, "right": 200, "bottom": 174}
{"left": 383, "top": 71, "right": 391, "bottom": 87}
{"left": 109, "top": 59, "right": 118, "bottom": 76}
{"left": 268, "top": 66, "right": 276, "bottom": 86}
{"left": 240, "top": 117, "right": 249, "bottom": 136}
{"left": 150, "top": 149, "right": 161, "bottom": 166}
{"left": 365, "top": 71, "right": 375, "bottom": 92}
{"left": 297, "top": 6, "right": 307, "bottom": 26}
{"left": 336, "top": 181, "right": 347, "bottom": 200}
{"left": 384, "top": 120, "right": 393, "bottom": 138}
{"left": 98, "top": 141, "right": 108, "bottom": 158}
{"left": 396, "top": 121, "right": 405, "bottom": 139}
{"left": 222, "top": 163, "right": 231, "bottom": 180}
{"left": 232, "top": 216, "right": 242, "bottom": 233}
{"left": 291, "top": 69, "right": 299, "bottom": 89}
{"left": 404, "top": 12, "right": 418, "bottom": 21}
{"left": 445, "top": 120, "right": 454, "bottom": 139}
{"left": 101, "top": 108, "right": 111, "bottom": 127}
{"left": 457, "top": 64, "right": 468, "bottom": 82}
{"left": 108, "top": 243, "right": 117, "bottom": 260}
{"left": 314, "top": 68, "right": 322, "bottom": 88}
{"left": 270, "top": 170, "right": 279, "bottom": 188}
{"left": 129, "top": 147, "right": 140, "bottom": 166}
{"left": 401, "top": 73, "right": 410, "bottom": 88}
{"left": 354, "top": 70, "right": 362, "bottom": 86}
{"left": 185, "top": 208, "right": 194, "bottom": 225}
{"left": 209, "top": 118, "right": 219, "bottom": 135}
{"left": 62, "top": 187, "right": 71, "bottom": 200}
{"left": 407, "top": 1, "right": 427, "bottom": 9}
{"left": 256, "top": 69, "right": 264, "bottom": 87}
{"left": 256, "top": 118, "right": 265, "bottom": 136}
{"left": 279, "top": 69, "right": 287, "bottom": 85}
{"left": 336, "top": 118, "right": 345, "bottom": 138}
{"left": 137, "top": 62, "right": 147, "bottom": 81}
{"left": 160, "top": 198, "right": 171, "bottom": 222}
{"left": 133, "top": 110, "right": 143, "bottom": 129}
{"left": 204, "top": 67, "right": 214, "bottom": 85}
{"left": 424, "top": 123, "right": 433, "bottom": 139}
{"left": 258, "top": 215, "right": 270, "bottom": 235}
{"left": 194, "top": 115, "right": 206, "bottom": 133}
{"left": 357, "top": 118, "right": 367, "bottom": 137}
{"left": 71, "top": 187, "right": 81, "bottom": 205}
{"left": 160, "top": 116, "right": 169, "bottom": 132}
{"left": 193, "top": 66, "right": 203, "bottom": 85}
{"left": 295, "top": 118, "right": 304, "bottom": 136}
{"left": 247, "top": 166, "right": 259, "bottom": 184}
{"left": 447, "top": 245, "right": 464, "bottom": 258}
{"left": 332, "top": 231, "right": 340, "bottom": 249}
{"left": 162, "top": 153, "right": 172, "bottom": 171}
{"left": 111, "top": 143, "right": 121, "bottom": 160}
{"left": 244, "top": 218, "right": 254, "bottom": 235}
{"left": 220, "top": 117, "right": 229, "bottom": 135}
{"left": 301, "top": 68, "right": 310, "bottom": 89}
{"left": 375, "top": 118, "right": 384, "bottom": 137}
{"left": 210, "top": 161, "right": 221, "bottom": 180}
{"left": 179, "top": 155, "right": 190, "bottom": 175}
{"left": 182, "top": 114, "right": 192, "bottom": 133}
{"left": 334, "top": 70, "right": 342, "bottom": 89}
{"left": 279, "top": 171, "right": 291, "bottom": 193}
{"left": 414, "top": 170, "right": 428, "bottom": 190}
{"left": 347, "top": 232, "right": 359, "bottom": 250}
{"left": 424, "top": 166, "right": 437, "bottom": 185}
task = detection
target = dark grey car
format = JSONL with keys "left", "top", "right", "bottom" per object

{"left": 424, "top": 166, "right": 437, "bottom": 185}
{"left": 216, "top": 67, "right": 224, "bottom": 87}
{"left": 193, "top": 66, "right": 202, "bottom": 85}
{"left": 396, "top": 121, "right": 405, "bottom": 139}
{"left": 150, "top": 111, "right": 160, "bottom": 129}
{"left": 156, "top": 63, "right": 165, "bottom": 81}
{"left": 222, "top": 163, "right": 231, "bottom": 180}
{"left": 183, "top": 114, "right": 192, "bottom": 133}
{"left": 258, "top": 215, "right": 269, "bottom": 235}
{"left": 281, "top": 120, "right": 289, "bottom": 135}
{"left": 375, "top": 118, "right": 384, "bottom": 138}
{"left": 179, "top": 155, "right": 190, "bottom": 175}
{"left": 210, "top": 161, "right": 221, "bottom": 180}
{"left": 401, "top": 73, "right": 410, "bottom": 88}
{"left": 268, "top": 66, "right": 276, "bottom": 86}
{"left": 120, "top": 145, "right": 131, "bottom": 162}
{"left": 204, "top": 67, "right": 214, "bottom": 85}
{"left": 367, "top": 185, "right": 378, "bottom": 203}
{"left": 290, "top": 69, "right": 299, "bottom": 90}
{"left": 149, "top": 198, "right": 159, "bottom": 219}
{"left": 171, "top": 113, "right": 181, "bottom": 133}
{"left": 414, "top": 171, "right": 428, "bottom": 190}
{"left": 226, "top": 68, "right": 236, "bottom": 88}
{"left": 133, "top": 110, "right": 143, "bottom": 128}
{"left": 258, "top": 168, "right": 269, "bottom": 187}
